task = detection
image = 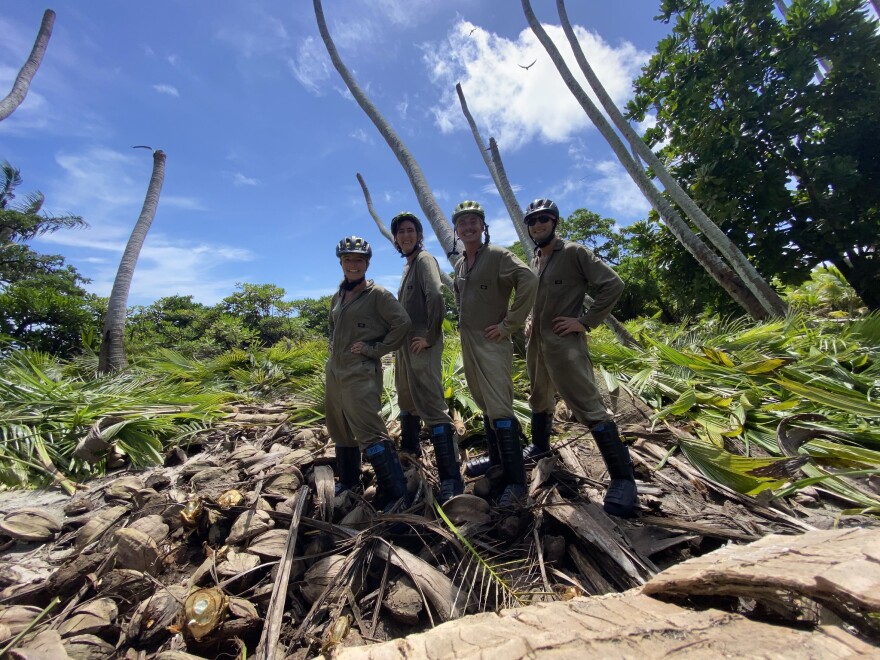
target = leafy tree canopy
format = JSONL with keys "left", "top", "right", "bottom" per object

{"left": 628, "top": 0, "right": 880, "bottom": 308}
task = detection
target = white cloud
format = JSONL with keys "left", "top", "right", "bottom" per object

{"left": 35, "top": 147, "right": 248, "bottom": 304}
{"left": 153, "top": 84, "right": 179, "bottom": 97}
{"left": 287, "top": 37, "right": 331, "bottom": 95}
{"left": 233, "top": 172, "right": 260, "bottom": 187}
{"left": 166, "top": 54, "right": 179, "bottom": 66}
{"left": 425, "top": 22, "right": 649, "bottom": 150}
{"left": 349, "top": 128, "right": 373, "bottom": 144}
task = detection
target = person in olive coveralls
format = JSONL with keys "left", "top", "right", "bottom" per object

{"left": 390, "top": 212, "right": 464, "bottom": 504}
{"left": 523, "top": 199, "right": 637, "bottom": 517}
{"left": 326, "top": 236, "right": 412, "bottom": 512}
{"left": 451, "top": 201, "right": 537, "bottom": 507}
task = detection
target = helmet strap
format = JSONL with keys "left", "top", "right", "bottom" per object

{"left": 340, "top": 276, "right": 366, "bottom": 291}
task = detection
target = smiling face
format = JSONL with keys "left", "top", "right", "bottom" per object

{"left": 394, "top": 219, "right": 421, "bottom": 254}
{"left": 455, "top": 213, "right": 485, "bottom": 249}
{"left": 340, "top": 254, "right": 368, "bottom": 282}
{"left": 526, "top": 214, "right": 556, "bottom": 244}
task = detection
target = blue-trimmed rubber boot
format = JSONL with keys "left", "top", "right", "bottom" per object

{"left": 334, "top": 445, "right": 362, "bottom": 496}
{"left": 431, "top": 423, "right": 464, "bottom": 503}
{"left": 365, "top": 439, "right": 411, "bottom": 513}
{"left": 591, "top": 421, "right": 637, "bottom": 518}
{"left": 523, "top": 411, "right": 553, "bottom": 460}
{"left": 398, "top": 412, "right": 422, "bottom": 457}
{"left": 495, "top": 418, "right": 527, "bottom": 508}
{"left": 464, "top": 415, "right": 501, "bottom": 477}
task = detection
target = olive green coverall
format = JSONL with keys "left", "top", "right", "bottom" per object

{"left": 326, "top": 282, "right": 411, "bottom": 450}
{"left": 454, "top": 243, "right": 537, "bottom": 422}
{"left": 527, "top": 239, "right": 624, "bottom": 423}
{"left": 396, "top": 249, "right": 454, "bottom": 427}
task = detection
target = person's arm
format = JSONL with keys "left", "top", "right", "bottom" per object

{"left": 419, "top": 253, "right": 446, "bottom": 347}
{"left": 497, "top": 250, "right": 537, "bottom": 339}
{"left": 359, "top": 290, "right": 412, "bottom": 359}
{"left": 576, "top": 247, "right": 624, "bottom": 330}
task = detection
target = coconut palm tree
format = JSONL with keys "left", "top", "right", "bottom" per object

{"left": 99, "top": 149, "right": 166, "bottom": 373}
{"left": 520, "top": 0, "right": 770, "bottom": 320}
{"left": 0, "top": 10, "right": 55, "bottom": 122}
{"left": 551, "top": 0, "right": 788, "bottom": 318}
{"left": 313, "top": 0, "right": 458, "bottom": 267}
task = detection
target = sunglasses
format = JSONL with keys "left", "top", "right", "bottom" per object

{"left": 525, "top": 215, "right": 555, "bottom": 227}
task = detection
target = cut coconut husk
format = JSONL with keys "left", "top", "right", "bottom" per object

{"left": 301, "top": 554, "right": 351, "bottom": 604}
{"left": 0, "top": 605, "right": 43, "bottom": 636}
{"left": 227, "top": 597, "right": 259, "bottom": 621}
{"left": 280, "top": 448, "right": 314, "bottom": 467}
{"left": 75, "top": 506, "right": 128, "bottom": 550}
{"left": 442, "top": 494, "right": 491, "bottom": 526}
{"left": 228, "top": 444, "right": 262, "bottom": 465}
{"left": 0, "top": 509, "right": 62, "bottom": 543}
{"left": 114, "top": 528, "right": 161, "bottom": 575}
{"left": 226, "top": 509, "right": 273, "bottom": 545}
{"left": 8, "top": 629, "right": 70, "bottom": 660}
{"left": 96, "top": 570, "right": 153, "bottom": 608}
{"left": 263, "top": 469, "right": 304, "bottom": 498}
{"left": 57, "top": 598, "right": 118, "bottom": 638}
{"left": 383, "top": 577, "right": 423, "bottom": 625}
{"left": 127, "top": 584, "right": 187, "bottom": 645}
{"left": 105, "top": 476, "right": 145, "bottom": 502}
{"left": 216, "top": 550, "right": 261, "bottom": 578}
{"left": 189, "top": 467, "right": 230, "bottom": 487}
{"left": 61, "top": 634, "right": 116, "bottom": 660}
{"left": 183, "top": 587, "right": 227, "bottom": 641}
{"left": 126, "top": 515, "right": 169, "bottom": 544}
{"left": 153, "top": 653, "right": 210, "bottom": 660}
{"left": 247, "top": 529, "right": 290, "bottom": 559}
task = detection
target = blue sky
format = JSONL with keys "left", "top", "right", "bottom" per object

{"left": 1, "top": 1, "right": 670, "bottom": 307}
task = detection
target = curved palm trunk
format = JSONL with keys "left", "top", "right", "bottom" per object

{"left": 554, "top": 0, "right": 787, "bottom": 317}
{"left": 314, "top": 0, "right": 458, "bottom": 267}
{"left": 521, "top": 0, "right": 768, "bottom": 320}
{"left": 0, "top": 10, "right": 55, "bottom": 122}
{"left": 456, "top": 84, "right": 533, "bottom": 262}
{"left": 99, "top": 149, "right": 166, "bottom": 373}
{"left": 356, "top": 172, "right": 454, "bottom": 289}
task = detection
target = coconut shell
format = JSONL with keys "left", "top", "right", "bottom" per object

{"left": 114, "top": 528, "right": 161, "bottom": 575}
{"left": 227, "top": 597, "right": 259, "bottom": 621}
{"left": 216, "top": 550, "right": 260, "bottom": 577}
{"left": 263, "top": 470, "right": 303, "bottom": 497}
{"left": 247, "top": 529, "right": 289, "bottom": 559}
{"left": 216, "top": 489, "right": 245, "bottom": 509}
{"left": 127, "top": 515, "right": 169, "bottom": 543}
{"left": 97, "top": 569, "right": 153, "bottom": 607}
{"left": 105, "top": 476, "right": 145, "bottom": 501}
{"left": 0, "top": 509, "right": 62, "bottom": 542}
{"left": 226, "top": 509, "right": 273, "bottom": 545}
{"left": 442, "top": 494, "right": 491, "bottom": 525}
{"left": 57, "top": 598, "right": 117, "bottom": 637}
{"left": 301, "top": 554, "right": 352, "bottom": 603}
{"left": 228, "top": 444, "right": 262, "bottom": 464}
{"left": 280, "top": 448, "right": 314, "bottom": 467}
{"left": 62, "top": 634, "right": 116, "bottom": 660}
{"left": 127, "top": 584, "right": 187, "bottom": 645}
{"left": 8, "top": 629, "right": 69, "bottom": 660}
{"left": 0, "top": 605, "right": 43, "bottom": 636}
{"left": 75, "top": 506, "right": 128, "bottom": 550}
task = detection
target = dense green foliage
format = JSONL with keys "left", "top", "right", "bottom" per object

{"left": 0, "top": 162, "right": 102, "bottom": 355}
{"left": 629, "top": 0, "right": 880, "bottom": 309}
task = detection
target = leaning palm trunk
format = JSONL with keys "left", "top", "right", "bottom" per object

{"left": 554, "top": 0, "right": 788, "bottom": 318}
{"left": 0, "top": 9, "right": 55, "bottom": 121}
{"left": 522, "top": 0, "right": 768, "bottom": 320}
{"left": 99, "top": 149, "right": 166, "bottom": 373}
{"left": 456, "top": 84, "right": 533, "bottom": 262}
{"left": 314, "top": 0, "right": 458, "bottom": 266}
{"left": 357, "top": 172, "right": 454, "bottom": 289}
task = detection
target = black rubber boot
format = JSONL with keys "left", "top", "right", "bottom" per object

{"left": 365, "top": 439, "right": 410, "bottom": 513}
{"left": 334, "top": 445, "right": 362, "bottom": 496}
{"left": 398, "top": 413, "right": 422, "bottom": 457}
{"left": 495, "top": 418, "right": 527, "bottom": 507}
{"left": 591, "top": 421, "right": 637, "bottom": 517}
{"left": 523, "top": 411, "right": 553, "bottom": 460}
{"left": 431, "top": 423, "right": 464, "bottom": 503}
{"left": 464, "top": 415, "right": 501, "bottom": 477}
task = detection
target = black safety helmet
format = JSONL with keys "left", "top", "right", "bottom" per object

{"left": 523, "top": 198, "right": 559, "bottom": 225}
{"left": 336, "top": 236, "right": 372, "bottom": 262}
{"left": 524, "top": 198, "right": 559, "bottom": 248}
{"left": 390, "top": 212, "right": 423, "bottom": 236}
{"left": 451, "top": 200, "right": 485, "bottom": 224}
